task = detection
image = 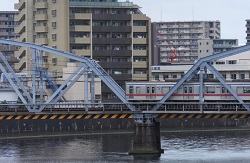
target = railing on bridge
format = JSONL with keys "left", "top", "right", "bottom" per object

{"left": 0, "top": 101, "right": 248, "bottom": 113}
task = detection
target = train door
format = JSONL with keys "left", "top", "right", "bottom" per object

{"left": 221, "top": 86, "right": 230, "bottom": 100}
{"left": 146, "top": 85, "right": 156, "bottom": 100}
{"left": 129, "top": 86, "right": 133, "bottom": 99}
{"left": 183, "top": 85, "right": 194, "bottom": 99}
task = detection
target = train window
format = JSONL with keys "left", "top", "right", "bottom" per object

{"left": 184, "top": 87, "right": 187, "bottom": 93}
{"left": 152, "top": 87, "right": 155, "bottom": 93}
{"left": 206, "top": 86, "right": 215, "bottom": 93}
{"left": 162, "top": 87, "right": 168, "bottom": 93}
{"left": 136, "top": 87, "right": 140, "bottom": 94}
{"left": 147, "top": 87, "right": 150, "bottom": 93}
{"left": 129, "top": 86, "right": 133, "bottom": 93}
{"left": 189, "top": 87, "right": 193, "bottom": 93}
{"left": 243, "top": 87, "right": 250, "bottom": 93}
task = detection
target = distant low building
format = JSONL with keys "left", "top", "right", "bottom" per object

{"left": 198, "top": 39, "right": 238, "bottom": 59}
{"left": 151, "top": 51, "right": 250, "bottom": 81}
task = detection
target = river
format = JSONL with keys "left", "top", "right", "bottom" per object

{"left": 1, "top": 129, "right": 250, "bottom": 162}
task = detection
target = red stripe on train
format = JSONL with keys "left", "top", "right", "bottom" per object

{"left": 126, "top": 94, "right": 250, "bottom": 97}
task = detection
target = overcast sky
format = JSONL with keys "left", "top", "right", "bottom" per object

{"left": 2, "top": 0, "right": 250, "bottom": 44}
{"left": 127, "top": 0, "right": 250, "bottom": 45}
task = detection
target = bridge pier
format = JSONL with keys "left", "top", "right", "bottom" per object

{"left": 129, "top": 114, "right": 164, "bottom": 155}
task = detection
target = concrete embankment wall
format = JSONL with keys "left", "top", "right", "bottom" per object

{"left": 0, "top": 118, "right": 249, "bottom": 135}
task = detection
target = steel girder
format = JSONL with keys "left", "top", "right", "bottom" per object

{"left": 153, "top": 44, "right": 250, "bottom": 111}
{"left": 0, "top": 39, "right": 135, "bottom": 112}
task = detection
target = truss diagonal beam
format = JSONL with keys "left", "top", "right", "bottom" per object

{"left": 152, "top": 60, "right": 203, "bottom": 111}
{"left": 52, "top": 68, "right": 86, "bottom": 104}
{"left": 0, "top": 57, "right": 32, "bottom": 111}
{"left": 0, "top": 52, "right": 33, "bottom": 103}
{"left": 204, "top": 63, "right": 250, "bottom": 111}
{"left": 153, "top": 44, "right": 250, "bottom": 111}
{"left": 46, "top": 64, "right": 85, "bottom": 104}
{"left": 0, "top": 39, "right": 135, "bottom": 112}
{"left": 202, "top": 44, "right": 250, "bottom": 62}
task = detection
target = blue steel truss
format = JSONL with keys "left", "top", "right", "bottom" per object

{"left": 0, "top": 39, "right": 136, "bottom": 112}
{"left": 153, "top": 44, "right": 250, "bottom": 111}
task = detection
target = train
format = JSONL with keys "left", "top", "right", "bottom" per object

{"left": 125, "top": 81, "right": 250, "bottom": 102}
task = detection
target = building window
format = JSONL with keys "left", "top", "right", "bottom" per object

{"left": 240, "top": 74, "right": 245, "bottom": 79}
{"left": 52, "top": 34, "right": 57, "bottom": 40}
{"left": 43, "top": 56, "right": 48, "bottom": 63}
{"left": 52, "top": 57, "right": 57, "bottom": 65}
{"left": 206, "top": 86, "right": 215, "bottom": 93}
{"left": 154, "top": 75, "right": 159, "bottom": 81}
{"left": 222, "top": 74, "right": 226, "bottom": 79}
{"left": 163, "top": 75, "right": 169, "bottom": 80}
{"left": 52, "top": 10, "right": 56, "bottom": 17}
{"left": 231, "top": 73, "right": 236, "bottom": 79}
{"left": 227, "top": 60, "right": 237, "bottom": 64}
{"left": 52, "top": 21, "right": 56, "bottom": 28}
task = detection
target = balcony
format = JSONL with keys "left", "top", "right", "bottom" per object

{"left": 16, "top": 62, "right": 26, "bottom": 72}
{"left": 93, "top": 50, "right": 131, "bottom": 57}
{"left": 71, "top": 37, "right": 91, "bottom": 44}
{"left": 14, "top": 0, "right": 25, "bottom": 10}
{"left": 0, "top": 32, "right": 9, "bottom": 36}
{"left": 133, "top": 62, "right": 147, "bottom": 68}
{"left": 71, "top": 49, "right": 91, "bottom": 57}
{"left": 69, "top": 1, "right": 133, "bottom": 7}
{"left": 15, "top": 47, "right": 26, "bottom": 59}
{"left": 99, "top": 62, "right": 132, "bottom": 69}
{"left": 35, "top": 26, "right": 48, "bottom": 33}
{"left": 133, "top": 38, "right": 147, "bottom": 44}
{"left": 92, "top": 26, "right": 131, "bottom": 33}
{"left": 14, "top": 9, "right": 25, "bottom": 22}
{"left": 35, "top": 38, "right": 48, "bottom": 45}
{"left": 213, "top": 44, "right": 235, "bottom": 48}
{"left": 133, "top": 26, "right": 147, "bottom": 32}
{"left": 133, "top": 50, "right": 147, "bottom": 56}
{"left": 15, "top": 20, "right": 26, "bottom": 34}
{"left": 16, "top": 33, "right": 26, "bottom": 42}
{"left": 70, "top": 25, "right": 91, "bottom": 32}
{"left": 133, "top": 14, "right": 147, "bottom": 20}
{"left": 93, "top": 38, "right": 131, "bottom": 44}
{"left": 92, "top": 14, "right": 131, "bottom": 20}
{"left": 35, "top": 2, "right": 48, "bottom": 9}
{"left": 35, "top": 14, "right": 48, "bottom": 21}
{"left": 132, "top": 74, "right": 147, "bottom": 80}
{"left": 70, "top": 13, "right": 91, "bottom": 20}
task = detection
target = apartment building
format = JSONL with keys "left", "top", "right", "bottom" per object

{"left": 198, "top": 39, "right": 238, "bottom": 59}
{"left": 152, "top": 21, "right": 221, "bottom": 65}
{"left": 14, "top": 0, "right": 151, "bottom": 101}
{"left": 246, "top": 19, "right": 250, "bottom": 45}
{"left": 0, "top": 11, "right": 19, "bottom": 70}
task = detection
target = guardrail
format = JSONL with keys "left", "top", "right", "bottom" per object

{"left": 0, "top": 101, "right": 248, "bottom": 114}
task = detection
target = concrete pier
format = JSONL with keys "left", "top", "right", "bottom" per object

{"left": 129, "top": 116, "right": 164, "bottom": 155}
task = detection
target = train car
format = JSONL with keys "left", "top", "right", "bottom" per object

{"left": 125, "top": 81, "right": 250, "bottom": 102}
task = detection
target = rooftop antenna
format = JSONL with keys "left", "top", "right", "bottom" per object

{"left": 192, "top": 5, "right": 195, "bottom": 21}
{"left": 161, "top": 7, "right": 162, "bottom": 22}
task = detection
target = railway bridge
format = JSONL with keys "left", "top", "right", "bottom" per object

{"left": 1, "top": 39, "right": 250, "bottom": 155}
